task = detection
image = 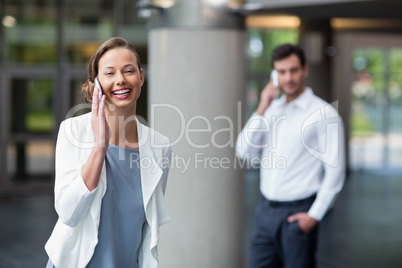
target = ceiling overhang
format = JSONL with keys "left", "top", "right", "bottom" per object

{"left": 235, "top": 0, "right": 402, "bottom": 19}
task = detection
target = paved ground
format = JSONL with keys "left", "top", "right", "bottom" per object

{"left": 315, "top": 172, "right": 402, "bottom": 267}
{"left": 0, "top": 172, "right": 401, "bottom": 268}
{"left": 0, "top": 190, "right": 56, "bottom": 268}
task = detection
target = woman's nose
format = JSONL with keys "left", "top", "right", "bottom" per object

{"left": 115, "top": 72, "right": 126, "bottom": 85}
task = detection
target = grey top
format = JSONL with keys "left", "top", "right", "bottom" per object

{"left": 86, "top": 143, "right": 146, "bottom": 268}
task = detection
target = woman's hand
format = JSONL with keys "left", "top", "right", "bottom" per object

{"left": 80, "top": 87, "right": 110, "bottom": 191}
{"left": 91, "top": 86, "right": 110, "bottom": 151}
{"left": 256, "top": 80, "right": 280, "bottom": 116}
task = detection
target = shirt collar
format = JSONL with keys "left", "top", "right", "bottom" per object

{"left": 285, "top": 87, "right": 313, "bottom": 109}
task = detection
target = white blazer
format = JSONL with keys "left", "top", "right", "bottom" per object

{"left": 45, "top": 113, "right": 171, "bottom": 268}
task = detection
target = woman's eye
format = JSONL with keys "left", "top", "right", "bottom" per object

{"left": 125, "top": 70, "right": 134, "bottom": 73}
{"left": 105, "top": 72, "right": 114, "bottom": 75}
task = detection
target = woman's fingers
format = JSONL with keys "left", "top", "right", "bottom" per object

{"left": 90, "top": 87, "right": 109, "bottom": 149}
{"left": 98, "top": 95, "right": 108, "bottom": 148}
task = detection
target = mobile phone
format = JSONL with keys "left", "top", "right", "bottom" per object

{"left": 95, "top": 78, "right": 102, "bottom": 102}
{"left": 271, "top": 70, "right": 279, "bottom": 87}
{"left": 271, "top": 70, "right": 282, "bottom": 99}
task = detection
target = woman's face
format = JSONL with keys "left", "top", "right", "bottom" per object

{"left": 97, "top": 47, "right": 144, "bottom": 112}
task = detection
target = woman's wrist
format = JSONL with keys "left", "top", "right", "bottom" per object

{"left": 93, "top": 142, "right": 109, "bottom": 154}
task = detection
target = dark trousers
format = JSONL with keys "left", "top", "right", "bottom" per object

{"left": 247, "top": 195, "right": 318, "bottom": 268}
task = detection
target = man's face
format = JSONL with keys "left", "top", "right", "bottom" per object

{"left": 273, "top": 54, "right": 308, "bottom": 98}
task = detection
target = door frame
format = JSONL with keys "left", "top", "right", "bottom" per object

{"left": 0, "top": 67, "right": 86, "bottom": 186}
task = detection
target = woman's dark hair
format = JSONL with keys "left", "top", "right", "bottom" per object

{"left": 270, "top": 43, "right": 306, "bottom": 68}
{"left": 81, "top": 37, "right": 141, "bottom": 103}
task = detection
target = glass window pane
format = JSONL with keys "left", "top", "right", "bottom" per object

{"left": 349, "top": 47, "right": 402, "bottom": 171}
{"left": 68, "top": 77, "right": 91, "bottom": 117}
{"left": 389, "top": 48, "right": 402, "bottom": 168}
{"left": 352, "top": 48, "right": 385, "bottom": 73}
{"left": 70, "top": 77, "right": 87, "bottom": 107}
{"left": 26, "top": 141, "right": 54, "bottom": 176}
{"left": 65, "top": 0, "right": 114, "bottom": 64}
{"left": 350, "top": 48, "right": 385, "bottom": 170}
{"left": 389, "top": 71, "right": 402, "bottom": 132}
{"left": 390, "top": 48, "right": 402, "bottom": 73}
{"left": 7, "top": 143, "right": 16, "bottom": 176}
{"left": 7, "top": 141, "right": 54, "bottom": 180}
{"left": 4, "top": 0, "right": 57, "bottom": 64}
{"left": 248, "top": 29, "right": 298, "bottom": 74}
{"left": 11, "top": 78, "right": 55, "bottom": 133}
{"left": 120, "top": 0, "right": 148, "bottom": 46}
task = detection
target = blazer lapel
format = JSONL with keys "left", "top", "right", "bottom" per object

{"left": 137, "top": 119, "right": 163, "bottom": 208}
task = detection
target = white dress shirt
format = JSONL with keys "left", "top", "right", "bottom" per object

{"left": 236, "top": 87, "right": 346, "bottom": 221}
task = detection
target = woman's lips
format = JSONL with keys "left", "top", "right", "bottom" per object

{"left": 112, "top": 89, "right": 131, "bottom": 99}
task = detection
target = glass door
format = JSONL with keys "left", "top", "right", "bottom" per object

{"left": 7, "top": 76, "right": 56, "bottom": 181}
{"left": 335, "top": 33, "right": 402, "bottom": 173}
{"left": 350, "top": 48, "right": 402, "bottom": 172}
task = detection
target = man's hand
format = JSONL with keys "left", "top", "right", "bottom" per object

{"left": 256, "top": 80, "right": 280, "bottom": 116}
{"left": 287, "top": 212, "right": 318, "bottom": 234}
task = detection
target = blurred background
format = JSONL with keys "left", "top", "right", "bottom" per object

{"left": 0, "top": 0, "right": 401, "bottom": 267}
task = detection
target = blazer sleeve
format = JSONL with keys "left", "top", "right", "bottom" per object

{"left": 53, "top": 120, "right": 98, "bottom": 228}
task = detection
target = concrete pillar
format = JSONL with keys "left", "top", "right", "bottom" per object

{"left": 147, "top": 1, "right": 245, "bottom": 267}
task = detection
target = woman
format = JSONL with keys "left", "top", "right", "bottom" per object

{"left": 45, "top": 37, "right": 171, "bottom": 268}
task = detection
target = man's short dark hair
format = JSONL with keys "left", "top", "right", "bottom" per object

{"left": 271, "top": 44, "right": 306, "bottom": 68}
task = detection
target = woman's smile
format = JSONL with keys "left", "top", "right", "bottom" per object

{"left": 112, "top": 88, "right": 132, "bottom": 99}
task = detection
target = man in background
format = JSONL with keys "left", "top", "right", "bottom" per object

{"left": 236, "top": 44, "right": 346, "bottom": 268}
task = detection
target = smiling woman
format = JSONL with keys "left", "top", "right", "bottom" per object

{"left": 97, "top": 48, "right": 143, "bottom": 113}
{"left": 81, "top": 38, "right": 142, "bottom": 103}
{"left": 44, "top": 37, "right": 172, "bottom": 268}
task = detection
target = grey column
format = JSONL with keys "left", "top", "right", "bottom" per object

{"left": 147, "top": 1, "right": 245, "bottom": 267}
